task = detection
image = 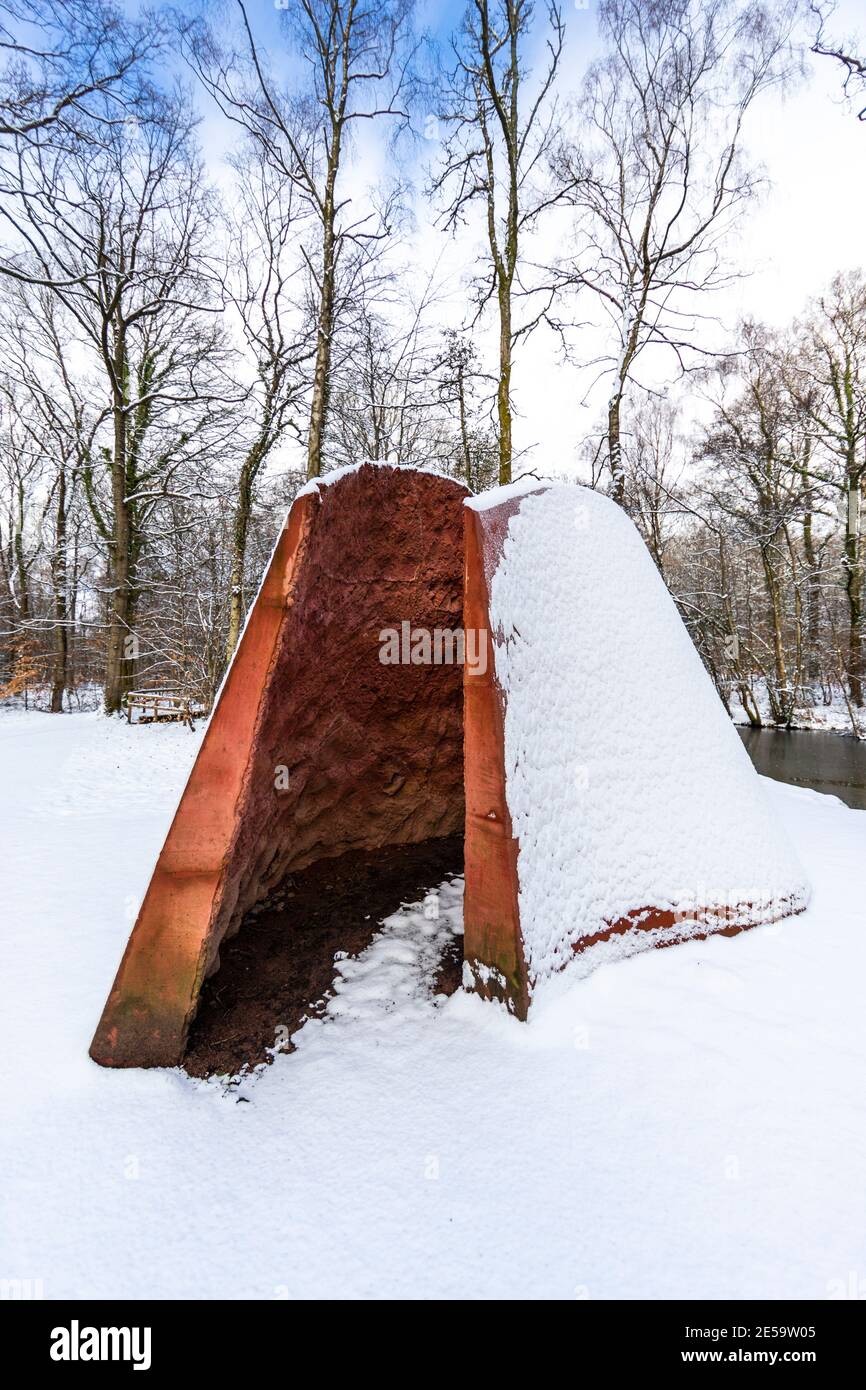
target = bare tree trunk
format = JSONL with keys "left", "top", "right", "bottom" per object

{"left": 456, "top": 360, "right": 473, "bottom": 485}
{"left": 307, "top": 209, "right": 336, "bottom": 480}
{"left": 225, "top": 442, "right": 263, "bottom": 660}
{"left": 104, "top": 331, "right": 134, "bottom": 715}
{"left": 718, "top": 529, "right": 761, "bottom": 727}
{"left": 760, "top": 540, "right": 790, "bottom": 723}
{"left": 305, "top": 23, "right": 346, "bottom": 482}
{"left": 843, "top": 478, "right": 864, "bottom": 705}
{"left": 50, "top": 466, "right": 68, "bottom": 712}
{"left": 13, "top": 477, "right": 30, "bottom": 624}
{"left": 434, "top": 0, "right": 564, "bottom": 491}
{"left": 608, "top": 317, "right": 640, "bottom": 507}
{"left": 800, "top": 445, "right": 821, "bottom": 680}
{"left": 608, "top": 390, "right": 624, "bottom": 506}
{"left": 497, "top": 282, "right": 513, "bottom": 486}
{"left": 844, "top": 523, "right": 863, "bottom": 706}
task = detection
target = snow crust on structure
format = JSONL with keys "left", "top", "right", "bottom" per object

{"left": 464, "top": 474, "right": 549, "bottom": 512}
{"left": 295, "top": 458, "right": 465, "bottom": 500}
{"left": 485, "top": 484, "right": 811, "bottom": 984}
{"left": 214, "top": 460, "right": 465, "bottom": 721}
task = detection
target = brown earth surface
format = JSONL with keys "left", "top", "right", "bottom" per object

{"left": 183, "top": 834, "right": 464, "bottom": 1078}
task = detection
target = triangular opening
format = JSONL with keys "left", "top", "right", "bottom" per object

{"left": 183, "top": 834, "right": 464, "bottom": 1077}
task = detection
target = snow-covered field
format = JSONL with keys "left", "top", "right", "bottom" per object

{"left": 2, "top": 709, "right": 866, "bottom": 1300}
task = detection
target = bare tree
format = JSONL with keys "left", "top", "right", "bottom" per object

{"left": 324, "top": 268, "right": 457, "bottom": 470}
{"left": 433, "top": 0, "right": 565, "bottom": 485}
{"left": 324, "top": 288, "right": 501, "bottom": 487}
{"left": 327, "top": 299, "right": 434, "bottom": 467}
{"left": 221, "top": 140, "right": 313, "bottom": 658}
{"left": 697, "top": 324, "right": 813, "bottom": 725}
{"left": 0, "top": 282, "right": 99, "bottom": 708}
{"left": 792, "top": 271, "right": 866, "bottom": 705}
{"left": 0, "top": 87, "right": 238, "bottom": 712}
{"left": 554, "top": 0, "right": 798, "bottom": 504}
{"left": 0, "top": 0, "right": 157, "bottom": 141}
{"left": 810, "top": 1, "right": 866, "bottom": 120}
{"left": 434, "top": 329, "right": 498, "bottom": 490}
{"left": 0, "top": 378, "right": 40, "bottom": 636}
{"left": 620, "top": 395, "right": 684, "bottom": 579}
{"left": 185, "top": 0, "right": 413, "bottom": 480}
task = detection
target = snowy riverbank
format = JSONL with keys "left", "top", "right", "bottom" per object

{"left": 729, "top": 691, "right": 865, "bottom": 739}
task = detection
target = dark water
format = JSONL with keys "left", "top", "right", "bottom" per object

{"left": 737, "top": 727, "right": 866, "bottom": 811}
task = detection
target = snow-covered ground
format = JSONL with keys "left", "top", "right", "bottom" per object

{"left": 2, "top": 709, "right": 866, "bottom": 1300}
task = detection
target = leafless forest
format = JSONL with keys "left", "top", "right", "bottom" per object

{"left": 1, "top": 0, "right": 864, "bottom": 730}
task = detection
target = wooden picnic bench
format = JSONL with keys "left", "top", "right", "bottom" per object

{"left": 125, "top": 689, "right": 207, "bottom": 730}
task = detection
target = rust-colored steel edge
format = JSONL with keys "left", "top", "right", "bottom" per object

{"left": 89, "top": 492, "right": 317, "bottom": 1068}
{"left": 578, "top": 896, "right": 805, "bottom": 957}
{"left": 462, "top": 504, "right": 530, "bottom": 1019}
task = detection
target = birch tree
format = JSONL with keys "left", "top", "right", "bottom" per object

{"left": 554, "top": 0, "right": 797, "bottom": 504}
{"left": 185, "top": 0, "right": 413, "bottom": 480}
{"left": 433, "top": 1, "right": 565, "bottom": 485}
{"left": 221, "top": 141, "right": 313, "bottom": 658}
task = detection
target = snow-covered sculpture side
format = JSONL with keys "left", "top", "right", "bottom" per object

{"left": 462, "top": 480, "right": 810, "bottom": 1017}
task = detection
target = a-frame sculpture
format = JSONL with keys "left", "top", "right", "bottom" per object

{"left": 91, "top": 465, "right": 809, "bottom": 1066}
{"left": 91, "top": 465, "right": 468, "bottom": 1066}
